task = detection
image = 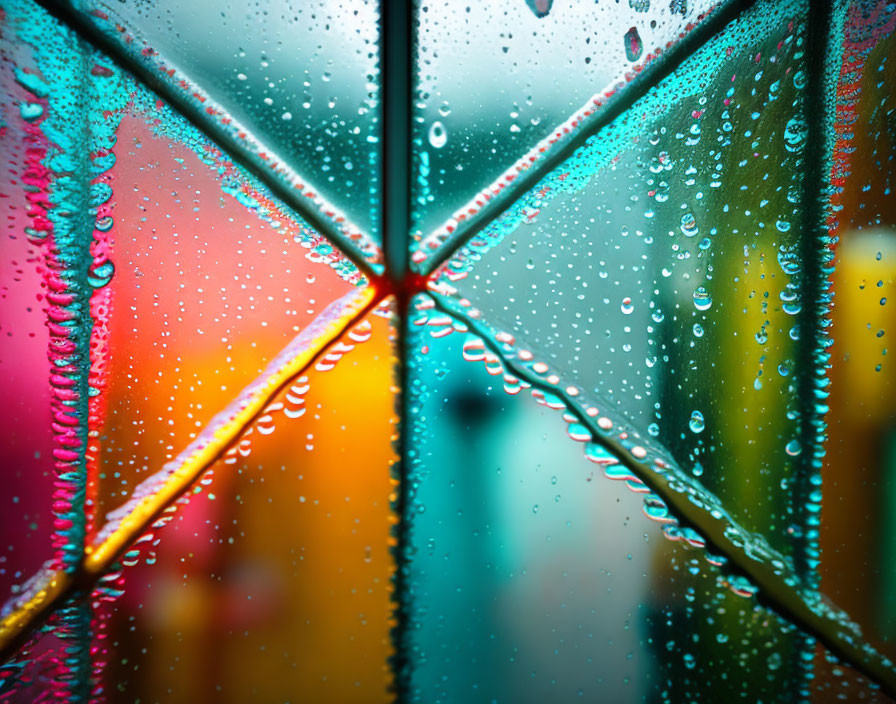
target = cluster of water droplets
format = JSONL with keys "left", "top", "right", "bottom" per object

{"left": 67, "top": 0, "right": 381, "bottom": 260}
{"left": 89, "top": 312, "right": 376, "bottom": 582}
{"left": 417, "top": 286, "right": 895, "bottom": 682}
{"left": 128, "top": 88, "right": 366, "bottom": 287}
{"left": 410, "top": 0, "right": 718, "bottom": 260}
{"left": 415, "top": 291, "right": 772, "bottom": 595}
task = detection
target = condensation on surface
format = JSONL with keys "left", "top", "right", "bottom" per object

{"left": 404, "top": 304, "right": 894, "bottom": 704}
{"left": 0, "top": 306, "right": 396, "bottom": 703}
{"left": 0, "top": 2, "right": 372, "bottom": 698}
{"left": 410, "top": 0, "right": 719, "bottom": 261}
{"left": 2, "top": 0, "right": 896, "bottom": 701}
{"left": 0, "top": 616, "right": 94, "bottom": 703}
{"left": 0, "top": 18, "right": 57, "bottom": 605}
{"left": 432, "top": 0, "right": 816, "bottom": 565}
{"left": 0, "top": 294, "right": 387, "bottom": 701}
{"left": 66, "top": 0, "right": 383, "bottom": 252}
{"left": 412, "top": 287, "right": 896, "bottom": 688}
{"left": 87, "top": 307, "right": 397, "bottom": 703}
{"left": 94, "top": 111, "right": 358, "bottom": 516}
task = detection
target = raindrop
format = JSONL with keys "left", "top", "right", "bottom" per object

{"left": 19, "top": 101, "right": 43, "bottom": 121}
{"left": 783, "top": 117, "right": 807, "bottom": 153}
{"left": 693, "top": 286, "right": 712, "bottom": 311}
{"left": 88, "top": 260, "right": 115, "bottom": 288}
{"left": 777, "top": 249, "right": 800, "bottom": 275}
{"left": 679, "top": 212, "right": 698, "bottom": 237}
{"left": 524, "top": 0, "right": 553, "bottom": 17}
{"left": 689, "top": 410, "right": 705, "bottom": 434}
{"left": 624, "top": 27, "right": 643, "bottom": 62}
{"left": 428, "top": 120, "right": 447, "bottom": 149}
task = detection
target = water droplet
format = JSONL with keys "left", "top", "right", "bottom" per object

{"left": 785, "top": 439, "right": 802, "bottom": 456}
{"left": 621, "top": 297, "right": 634, "bottom": 315}
{"left": 679, "top": 212, "right": 698, "bottom": 237}
{"left": 777, "top": 249, "right": 801, "bottom": 275}
{"left": 584, "top": 442, "right": 618, "bottom": 465}
{"left": 693, "top": 287, "right": 712, "bottom": 311}
{"left": 624, "top": 26, "right": 643, "bottom": 62}
{"left": 88, "top": 260, "right": 115, "bottom": 288}
{"left": 784, "top": 117, "right": 807, "bottom": 153}
{"left": 19, "top": 101, "right": 43, "bottom": 121}
{"left": 689, "top": 410, "right": 705, "bottom": 434}
{"left": 525, "top": 0, "right": 553, "bottom": 18}
{"left": 428, "top": 121, "right": 447, "bottom": 149}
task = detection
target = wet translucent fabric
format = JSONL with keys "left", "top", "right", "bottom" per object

{"left": 1, "top": 0, "right": 896, "bottom": 702}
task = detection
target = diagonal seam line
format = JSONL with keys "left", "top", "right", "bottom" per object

{"left": 34, "top": 0, "right": 381, "bottom": 282}
{"left": 424, "top": 290, "right": 896, "bottom": 699}
{"left": 418, "top": 0, "right": 757, "bottom": 279}
{"left": 0, "top": 286, "right": 382, "bottom": 665}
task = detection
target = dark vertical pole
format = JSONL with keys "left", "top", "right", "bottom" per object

{"left": 381, "top": 0, "right": 412, "bottom": 285}
{"left": 795, "top": 0, "right": 837, "bottom": 699}
{"left": 380, "top": 1, "right": 414, "bottom": 701}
